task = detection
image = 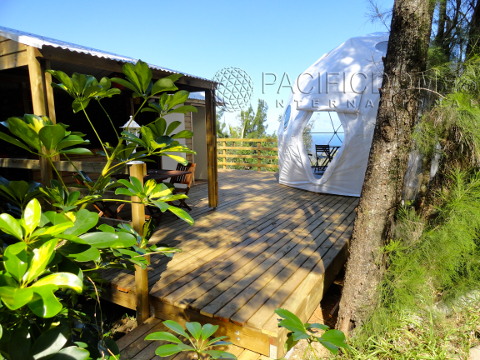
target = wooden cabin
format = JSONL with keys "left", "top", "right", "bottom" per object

{"left": 0, "top": 26, "right": 218, "bottom": 207}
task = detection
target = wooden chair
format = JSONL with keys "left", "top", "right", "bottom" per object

{"left": 169, "top": 163, "right": 196, "bottom": 211}
{"left": 315, "top": 145, "right": 332, "bottom": 173}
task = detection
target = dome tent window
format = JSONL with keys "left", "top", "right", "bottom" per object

{"left": 283, "top": 105, "right": 291, "bottom": 130}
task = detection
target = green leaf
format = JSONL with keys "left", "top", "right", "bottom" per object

{"left": 80, "top": 232, "right": 136, "bottom": 248}
{"left": 30, "top": 326, "right": 69, "bottom": 360}
{"left": 284, "top": 332, "right": 299, "bottom": 352}
{"left": 23, "top": 198, "right": 41, "bottom": 236}
{"left": 57, "top": 135, "right": 88, "bottom": 151}
{"left": 172, "top": 130, "right": 194, "bottom": 139}
{"left": 63, "top": 209, "right": 98, "bottom": 236}
{"left": 8, "top": 117, "right": 41, "bottom": 150}
{"left": 0, "top": 286, "right": 33, "bottom": 310}
{"left": 308, "top": 323, "right": 329, "bottom": 331}
{"left": 8, "top": 327, "right": 31, "bottom": 360}
{"left": 59, "top": 147, "right": 93, "bottom": 155}
{"left": 135, "top": 60, "right": 153, "bottom": 94}
{"left": 123, "top": 63, "right": 143, "bottom": 93}
{"left": 24, "top": 239, "right": 57, "bottom": 284}
{"left": 145, "top": 331, "right": 182, "bottom": 343}
{"left": 168, "top": 105, "right": 198, "bottom": 115}
{"left": 47, "top": 70, "right": 74, "bottom": 93}
{"left": 151, "top": 200, "right": 169, "bottom": 213}
{"left": 318, "top": 329, "right": 350, "bottom": 350}
{"left": 31, "top": 272, "right": 83, "bottom": 293}
{"left": 155, "top": 344, "right": 192, "bottom": 357}
{"left": 166, "top": 121, "right": 182, "bottom": 135}
{"left": 151, "top": 77, "right": 177, "bottom": 96}
{"left": 168, "top": 206, "right": 194, "bottom": 225}
{"left": 4, "top": 242, "right": 28, "bottom": 282}
{"left": 0, "top": 131, "right": 33, "bottom": 152}
{"left": 111, "top": 77, "right": 139, "bottom": 93}
{"left": 275, "top": 309, "right": 305, "bottom": 327}
{"left": 203, "top": 350, "right": 237, "bottom": 359}
{"left": 277, "top": 318, "right": 306, "bottom": 334}
{"left": 168, "top": 90, "right": 190, "bottom": 109}
{"left": 98, "top": 224, "right": 115, "bottom": 233}
{"left": 58, "top": 243, "right": 101, "bottom": 262}
{"left": 201, "top": 324, "right": 219, "bottom": 340}
{"left": 39, "top": 125, "right": 65, "bottom": 151}
{"left": 28, "top": 284, "right": 63, "bottom": 318}
{"left": 49, "top": 346, "right": 90, "bottom": 360}
{"left": 165, "top": 154, "right": 188, "bottom": 166}
{"left": 33, "top": 222, "right": 75, "bottom": 238}
{"left": 205, "top": 336, "right": 229, "bottom": 347}
{"left": 185, "top": 322, "right": 202, "bottom": 341}
{"left": 0, "top": 213, "right": 24, "bottom": 240}
{"left": 163, "top": 320, "right": 189, "bottom": 338}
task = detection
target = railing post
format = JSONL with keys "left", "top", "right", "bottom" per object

{"left": 257, "top": 141, "right": 261, "bottom": 171}
{"left": 223, "top": 141, "right": 227, "bottom": 169}
{"left": 129, "top": 161, "right": 150, "bottom": 324}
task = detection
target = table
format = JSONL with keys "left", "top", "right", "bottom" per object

{"left": 114, "top": 169, "right": 191, "bottom": 182}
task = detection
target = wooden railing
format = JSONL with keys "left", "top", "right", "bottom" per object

{"left": 217, "top": 138, "right": 278, "bottom": 171}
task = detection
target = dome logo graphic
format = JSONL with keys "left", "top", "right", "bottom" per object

{"left": 213, "top": 67, "right": 253, "bottom": 112}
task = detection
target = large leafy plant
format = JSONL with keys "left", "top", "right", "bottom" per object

{"left": 275, "top": 309, "right": 350, "bottom": 357}
{"left": 145, "top": 320, "right": 236, "bottom": 359}
{"left": 0, "top": 60, "right": 198, "bottom": 359}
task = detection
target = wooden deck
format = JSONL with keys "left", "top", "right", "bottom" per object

{"left": 101, "top": 169, "right": 358, "bottom": 358}
{"left": 117, "top": 316, "right": 273, "bottom": 360}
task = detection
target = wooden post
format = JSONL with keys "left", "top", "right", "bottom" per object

{"left": 27, "top": 46, "right": 52, "bottom": 186}
{"left": 205, "top": 89, "right": 218, "bottom": 208}
{"left": 129, "top": 162, "right": 150, "bottom": 324}
{"left": 223, "top": 141, "right": 227, "bottom": 169}
{"left": 257, "top": 141, "right": 261, "bottom": 171}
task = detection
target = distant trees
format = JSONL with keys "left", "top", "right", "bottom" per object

{"left": 238, "top": 99, "right": 268, "bottom": 139}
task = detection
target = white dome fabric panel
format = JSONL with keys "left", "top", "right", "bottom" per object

{"left": 277, "top": 33, "right": 388, "bottom": 197}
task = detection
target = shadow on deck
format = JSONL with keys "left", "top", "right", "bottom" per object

{"left": 100, "top": 169, "right": 358, "bottom": 357}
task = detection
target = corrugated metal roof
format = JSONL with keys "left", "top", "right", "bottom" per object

{"left": 0, "top": 26, "right": 214, "bottom": 83}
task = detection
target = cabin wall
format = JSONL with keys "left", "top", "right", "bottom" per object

{"left": 192, "top": 106, "right": 208, "bottom": 180}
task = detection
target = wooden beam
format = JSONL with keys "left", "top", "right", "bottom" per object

{"left": 26, "top": 46, "right": 53, "bottom": 186}
{"left": 41, "top": 60, "right": 56, "bottom": 123}
{"left": 0, "top": 51, "right": 28, "bottom": 70}
{"left": 0, "top": 40, "right": 27, "bottom": 56}
{"left": 129, "top": 162, "right": 150, "bottom": 324}
{"left": 205, "top": 89, "right": 218, "bottom": 208}
{"left": 0, "top": 158, "right": 122, "bottom": 173}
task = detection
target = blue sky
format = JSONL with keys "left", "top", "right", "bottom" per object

{"left": 0, "top": 0, "right": 393, "bottom": 134}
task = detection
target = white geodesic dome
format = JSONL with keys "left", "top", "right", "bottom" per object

{"left": 277, "top": 33, "right": 389, "bottom": 197}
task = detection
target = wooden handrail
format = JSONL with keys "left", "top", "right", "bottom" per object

{"left": 216, "top": 138, "right": 278, "bottom": 171}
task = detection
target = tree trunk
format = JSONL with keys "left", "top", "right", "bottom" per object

{"left": 337, "top": 0, "right": 434, "bottom": 333}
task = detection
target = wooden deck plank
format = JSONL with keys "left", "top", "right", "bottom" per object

{"left": 116, "top": 317, "right": 161, "bottom": 352}
{"left": 244, "top": 211, "right": 357, "bottom": 329}
{"left": 168, "top": 196, "right": 343, "bottom": 310}
{"left": 195, "top": 197, "right": 353, "bottom": 318}
{"left": 152, "top": 195, "right": 338, "bottom": 301}
{"left": 102, "top": 184, "right": 307, "bottom": 287}
{"left": 148, "top": 196, "right": 328, "bottom": 296}
{"left": 211, "top": 198, "right": 357, "bottom": 325}
{"left": 261, "top": 223, "right": 355, "bottom": 336}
